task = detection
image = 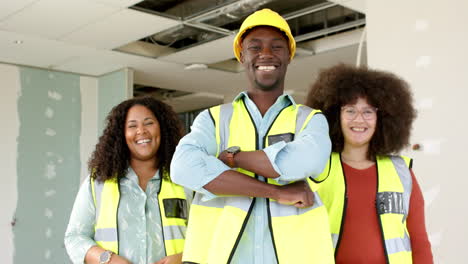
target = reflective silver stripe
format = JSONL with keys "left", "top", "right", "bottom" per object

{"left": 331, "top": 233, "right": 339, "bottom": 249}
{"left": 192, "top": 193, "right": 223, "bottom": 207}
{"left": 225, "top": 196, "right": 253, "bottom": 211}
{"left": 163, "top": 225, "right": 186, "bottom": 240}
{"left": 269, "top": 191, "right": 323, "bottom": 217}
{"left": 390, "top": 156, "right": 412, "bottom": 222}
{"left": 219, "top": 103, "right": 233, "bottom": 153}
{"left": 376, "top": 192, "right": 405, "bottom": 215}
{"left": 385, "top": 232, "right": 412, "bottom": 254}
{"left": 93, "top": 180, "right": 104, "bottom": 223}
{"left": 95, "top": 227, "right": 118, "bottom": 242}
{"left": 295, "top": 105, "right": 314, "bottom": 135}
{"left": 192, "top": 193, "right": 251, "bottom": 212}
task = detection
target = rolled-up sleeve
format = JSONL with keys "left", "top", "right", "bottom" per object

{"left": 170, "top": 110, "right": 231, "bottom": 200}
{"left": 263, "top": 113, "right": 331, "bottom": 182}
{"left": 64, "top": 176, "right": 98, "bottom": 264}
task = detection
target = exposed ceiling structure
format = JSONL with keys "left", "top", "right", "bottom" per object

{"left": 0, "top": 0, "right": 366, "bottom": 112}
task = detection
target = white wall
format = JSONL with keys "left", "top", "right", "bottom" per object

{"left": 79, "top": 76, "right": 98, "bottom": 182}
{"left": 0, "top": 63, "right": 20, "bottom": 264}
{"left": 366, "top": 0, "right": 468, "bottom": 262}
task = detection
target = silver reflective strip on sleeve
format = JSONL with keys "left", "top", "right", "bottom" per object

{"left": 295, "top": 106, "right": 314, "bottom": 135}
{"left": 192, "top": 193, "right": 251, "bottom": 212}
{"left": 385, "top": 232, "right": 412, "bottom": 255}
{"left": 94, "top": 228, "right": 118, "bottom": 242}
{"left": 219, "top": 103, "right": 233, "bottom": 152}
{"left": 269, "top": 191, "right": 323, "bottom": 217}
{"left": 94, "top": 180, "right": 104, "bottom": 222}
{"left": 163, "top": 225, "right": 186, "bottom": 240}
{"left": 331, "top": 233, "right": 339, "bottom": 249}
{"left": 390, "top": 156, "right": 412, "bottom": 223}
{"left": 192, "top": 193, "right": 223, "bottom": 207}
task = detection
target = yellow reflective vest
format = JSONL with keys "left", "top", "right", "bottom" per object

{"left": 182, "top": 98, "right": 335, "bottom": 264}
{"left": 318, "top": 152, "right": 413, "bottom": 263}
{"left": 91, "top": 171, "right": 187, "bottom": 256}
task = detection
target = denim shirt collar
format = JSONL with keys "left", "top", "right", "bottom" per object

{"left": 233, "top": 91, "right": 297, "bottom": 109}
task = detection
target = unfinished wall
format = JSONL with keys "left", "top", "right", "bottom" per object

{"left": 366, "top": 0, "right": 468, "bottom": 262}
{"left": 0, "top": 63, "right": 132, "bottom": 264}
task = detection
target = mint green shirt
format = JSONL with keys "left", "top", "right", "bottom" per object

{"left": 64, "top": 168, "right": 191, "bottom": 264}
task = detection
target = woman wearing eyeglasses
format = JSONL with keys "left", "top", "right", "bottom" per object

{"left": 306, "top": 64, "right": 433, "bottom": 263}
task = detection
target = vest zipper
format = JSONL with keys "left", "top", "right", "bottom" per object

{"left": 157, "top": 177, "right": 167, "bottom": 256}
{"left": 335, "top": 154, "right": 347, "bottom": 257}
{"left": 227, "top": 98, "right": 259, "bottom": 263}
{"left": 263, "top": 103, "right": 291, "bottom": 264}
{"left": 116, "top": 178, "right": 121, "bottom": 254}
{"left": 227, "top": 198, "right": 257, "bottom": 263}
{"left": 375, "top": 161, "right": 390, "bottom": 264}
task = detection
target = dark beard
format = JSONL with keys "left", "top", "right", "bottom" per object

{"left": 254, "top": 79, "right": 280, "bottom": 91}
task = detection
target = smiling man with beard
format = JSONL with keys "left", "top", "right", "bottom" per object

{"left": 171, "top": 9, "right": 334, "bottom": 264}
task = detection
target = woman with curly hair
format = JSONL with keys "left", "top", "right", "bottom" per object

{"left": 306, "top": 64, "right": 433, "bottom": 263}
{"left": 65, "top": 97, "right": 190, "bottom": 264}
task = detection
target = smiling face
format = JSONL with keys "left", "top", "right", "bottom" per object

{"left": 240, "top": 26, "right": 290, "bottom": 92}
{"left": 125, "top": 104, "right": 161, "bottom": 164}
{"left": 340, "top": 97, "right": 377, "bottom": 150}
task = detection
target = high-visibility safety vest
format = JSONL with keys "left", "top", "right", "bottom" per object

{"left": 91, "top": 171, "right": 188, "bottom": 256}
{"left": 317, "top": 152, "right": 413, "bottom": 263}
{"left": 182, "top": 97, "right": 335, "bottom": 264}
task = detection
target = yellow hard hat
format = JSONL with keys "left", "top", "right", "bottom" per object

{"left": 233, "top": 8, "right": 296, "bottom": 62}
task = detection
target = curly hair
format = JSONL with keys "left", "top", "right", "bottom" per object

{"left": 88, "top": 96, "right": 183, "bottom": 182}
{"left": 306, "top": 64, "right": 416, "bottom": 159}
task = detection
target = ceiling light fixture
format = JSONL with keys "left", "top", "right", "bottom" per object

{"left": 184, "top": 63, "right": 208, "bottom": 71}
{"left": 13, "top": 40, "right": 24, "bottom": 44}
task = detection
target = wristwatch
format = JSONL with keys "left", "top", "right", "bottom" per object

{"left": 99, "top": 250, "right": 113, "bottom": 264}
{"left": 225, "top": 146, "right": 241, "bottom": 168}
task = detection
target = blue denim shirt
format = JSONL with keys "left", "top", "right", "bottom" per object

{"left": 171, "top": 92, "right": 331, "bottom": 264}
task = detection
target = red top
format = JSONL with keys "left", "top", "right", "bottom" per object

{"left": 335, "top": 162, "right": 434, "bottom": 264}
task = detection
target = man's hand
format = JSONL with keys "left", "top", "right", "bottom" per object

{"left": 153, "top": 253, "right": 182, "bottom": 264}
{"left": 218, "top": 150, "right": 234, "bottom": 168}
{"left": 274, "top": 181, "right": 315, "bottom": 208}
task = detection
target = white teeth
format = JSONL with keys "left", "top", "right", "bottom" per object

{"left": 137, "top": 139, "right": 151, "bottom": 144}
{"left": 257, "top": 65, "right": 276, "bottom": 71}
{"left": 351, "top": 127, "right": 365, "bottom": 132}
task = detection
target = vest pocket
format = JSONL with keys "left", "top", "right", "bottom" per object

{"left": 268, "top": 132, "right": 294, "bottom": 145}
{"left": 376, "top": 192, "right": 404, "bottom": 215}
{"left": 163, "top": 198, "right": 188, "bottom": 219}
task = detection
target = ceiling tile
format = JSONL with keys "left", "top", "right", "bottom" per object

{"left": 0, "top": 0, "right": 362, "bottom": 98}
{"left": 54, "top": 48, "right": 180, "bottom": 76}
{"left": 329, "top": 0, "right": 366, "bottom": 13}
{"left": 90, "top": 0, "right": 144, "bottom": 8}
{"left": 61, "top": 8, "right": 179, "bottom": 49}
{"left": 163, "top": 92, "right": 224, "bottom": 113}
{"left": 53, "top": 50, "right": 132, "bottom": 75}
{"left": 160, "top": 35, "right": 236, "bottom": 65}
{"left": 0, "top": 0, "right": 119, "bottom": 39}
{"left": 0, "top": 29, "right": 97, "bottom": 69}
{"left": 0, "top": 0, "right": 37, "bottom": 21}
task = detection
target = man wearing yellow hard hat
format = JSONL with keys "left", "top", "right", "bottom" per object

{"left": 171, "top": 8, "right": 334, "bottom": 264}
